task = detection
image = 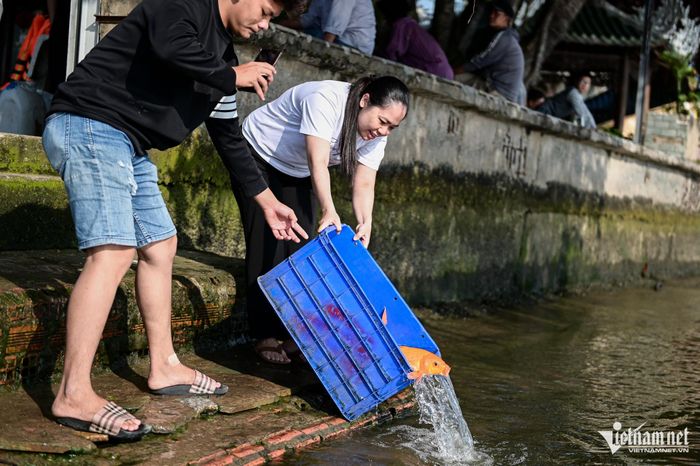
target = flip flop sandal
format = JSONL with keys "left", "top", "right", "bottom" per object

{"left": 150, "top": 369, "right": 229, "bottom": 396}
{"left": 56, "top": 401, "right": 151, "bottom": 441}
{"left": 255, "top": 341, "right": 292, "bottom": 365}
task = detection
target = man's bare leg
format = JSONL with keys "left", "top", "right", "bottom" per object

{"left": 135, "top": 236, "right": 221, "bottom": 391}
{"left": 51, "top": 245, "right": 141, "bottom": 431}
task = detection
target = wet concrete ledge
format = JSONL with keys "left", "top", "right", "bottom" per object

{"left": 0, "top": 349, "right": 414, "bottom": 465}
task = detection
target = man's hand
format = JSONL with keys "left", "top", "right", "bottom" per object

{"left": 262, "top": 202, "right": 308, "bottom": 242}
{"left": 234, "top": 61, "right": 276, "bottom": 100}
{"left": 255, "top": 188, "right": 308, "bottom": 242}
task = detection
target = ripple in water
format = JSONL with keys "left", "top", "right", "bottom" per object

{"left": 397, "top": 375, "right": 493, "bottom": 465}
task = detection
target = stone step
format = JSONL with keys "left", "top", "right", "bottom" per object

{"left": 0, "top": 348, "right": 414, "bottom": 463}
{"left": 0, "top": 172, "right": 75, "bottom": 250}
{"left": 0, "top": 133, "right": 53, "bottom": 176}
{"left": 0, "top": 133, "right": 248, "bottom": 257}
{"left": 0, "top": 249, "right": 246, "bottom": 387}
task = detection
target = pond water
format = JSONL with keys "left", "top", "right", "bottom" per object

{"left": 282, "top": 278, "right": 700, "bottom": 464}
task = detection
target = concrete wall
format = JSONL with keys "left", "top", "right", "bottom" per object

{"left": 645, "top": 112, "right": 700, "bottom": 161}
{"left": 97, "top": 0, "right": 141, "bottom": 36}
{"left": 688, "top": 116, "right": 700, "bottom": 163}
{"left": 228, "top": 27, "right": 700, "bottom": 302}
{"left": 5, "top": 21, "right": 700, "bottom": 305}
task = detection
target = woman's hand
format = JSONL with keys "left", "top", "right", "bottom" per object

{"left": 318, "top": 208, "right": 342, "bottom": 234}
{"left": 354, "top": 222, "right": 371, "bottom": 248}
{"left": 233, "top": 62, "right": 276, "bottom": 100}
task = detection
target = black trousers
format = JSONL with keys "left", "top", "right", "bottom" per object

{"left": 231, "top": 147, "right": 317, "bottom": 340}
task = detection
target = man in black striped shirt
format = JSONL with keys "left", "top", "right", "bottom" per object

{"left": 43, "top": 0, "right": 306, "bottom": 440}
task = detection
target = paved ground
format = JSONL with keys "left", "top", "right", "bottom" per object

{"left": 0, "top": 347, "right": 415, "bottom": 465}
{"left": 0, "top": 249, "right": 416, "bottom": 464}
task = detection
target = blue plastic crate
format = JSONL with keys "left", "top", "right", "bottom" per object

{"left": 258, "top": 225, "right": 440, "bottom": 420}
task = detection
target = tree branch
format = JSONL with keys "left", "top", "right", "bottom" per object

{"left": 522, "top": 0, "right": 589, "bottom": 85}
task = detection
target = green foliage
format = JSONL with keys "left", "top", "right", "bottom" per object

{"left": 602, "top": 127, "right": 625, "bottom": 139}
{"left": 659, "top": 49, "right": 700, "bottom": 115}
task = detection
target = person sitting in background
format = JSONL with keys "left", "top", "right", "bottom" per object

{"left": 281, "top": 0, "right": 376, "bottom": 54}
{"left": 539, "top": 72, "right": 596, "bottom": 128}
{"left": 526, "top": 88, "right": 545, "bottom": 110}
{"left": 453, "top": 0, "right": 524, "bottom": 104}
{"left": 375, "top": 0, "right": 453, "bottom": 80}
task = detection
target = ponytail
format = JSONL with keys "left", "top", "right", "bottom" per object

{"left": 338, "top": 75, "right": 410, "bottom": 177}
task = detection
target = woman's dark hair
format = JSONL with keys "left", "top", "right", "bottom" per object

{"left": 569, "top": 71, "right": 592, "bottom": 88}
{"left": 338, "top": 75, "right": 410, "bottom": 177}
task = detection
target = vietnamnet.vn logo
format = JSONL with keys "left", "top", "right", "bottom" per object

{"left": 598, "top": 421, "right": 690, "bottom": 454}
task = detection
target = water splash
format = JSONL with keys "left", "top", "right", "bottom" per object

{"left": 412, "top": 375, "right": 491, "bottom": 464}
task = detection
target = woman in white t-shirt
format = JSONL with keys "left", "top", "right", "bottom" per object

{"left": 239, "top": 75, "right": 410, "bottom": 364}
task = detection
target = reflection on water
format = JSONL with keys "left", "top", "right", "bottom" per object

{"left": 284, "top": 278, "right": 700, "bottom": 465}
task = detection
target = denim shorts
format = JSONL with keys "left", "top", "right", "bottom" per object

{"left": 42, "top": 113, "right": 176, "bottom": 250}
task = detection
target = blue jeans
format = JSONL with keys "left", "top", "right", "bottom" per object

{"left": 42, "top": 112, "right": 176, "bottom": 250}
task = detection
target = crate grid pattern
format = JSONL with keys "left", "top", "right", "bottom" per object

{"left": 259, "top": 227, "right": 413, "bottom": 420}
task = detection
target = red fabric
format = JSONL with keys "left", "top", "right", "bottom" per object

{"left": 19, "top": 14, "right": 51, "bottom": 61}
{"left": 2, "top": 14, "right": 51, "bottom": 89}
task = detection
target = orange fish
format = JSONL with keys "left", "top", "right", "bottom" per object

{"left": 399, "top": 345, "right": 451, "bottom": 380}
{"left": 380, "top": 307, "right": 451, "bottom": 380}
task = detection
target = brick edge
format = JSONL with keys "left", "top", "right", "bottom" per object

{"left": 189, "top": 390, "right": 415, "bottom": 466}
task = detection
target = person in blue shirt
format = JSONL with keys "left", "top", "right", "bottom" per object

{"left": 282, "top": 0, "right": 376, "bottom": 54}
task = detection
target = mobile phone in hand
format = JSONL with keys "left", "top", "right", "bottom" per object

{"left": 254, "top": 48, "right": 284, "bottom": 67}
{"left": 239, "top": 48, "right": 284, "bottom": 93}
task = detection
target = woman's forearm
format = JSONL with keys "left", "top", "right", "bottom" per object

{"left": 306, "top": 135, "right": 335, "bottom": 213}
{"left": 351, "top": 164, "right": 377, "bottom": 246}
{"left": 352, "top": 164, "right": 377, "bottom": 225}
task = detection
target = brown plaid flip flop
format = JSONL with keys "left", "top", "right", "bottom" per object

{"left": 150, "top": 370, "right": 229, "bottom": 396}
{"left": 56, "top": 401, "right": 151, "bottom": 441}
